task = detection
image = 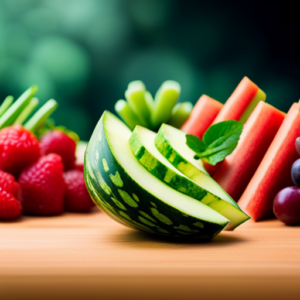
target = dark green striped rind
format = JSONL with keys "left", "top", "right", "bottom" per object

{"left": 129, "top": 127, "right": 249, "bottom": 230}
{"left": 130, "top": 128, "right": 208, "bottom": 199}
{"left": 84, "top": 112, "right": 228, "bottom": 239}
{"left": 155, "top": 126, "right": 210, "bottom": 181}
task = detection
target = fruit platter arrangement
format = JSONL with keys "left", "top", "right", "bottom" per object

{"left": 2, "top": 77, "right": 300, "bottom": 241}
{"left": 84, "top": 76, "right": 300, "bottom": 239}
{"left": 0, "top": 86, "right": 94, "bottom": 221}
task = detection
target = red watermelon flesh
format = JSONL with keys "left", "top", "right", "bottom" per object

{"left": 204, "top": 77, "right": 266, "bottom": 176}
{"left": 213, "top": 101, "right": 285, "bottom": 202}
{"left": 181, "top": 94, "right": 223, "bottom": 139}
{"left": 213, "top": 76, "right": 263, "bottom": 124}
{"left": 238, "top": 102, "right": 300, "bottom": 221}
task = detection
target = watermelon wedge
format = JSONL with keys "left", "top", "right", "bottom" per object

{"left": 84, "top": 111, "right": 229, "bottom": 238}
{"left": 238, "top": 102, "right": 300, "bottom": 221}
{"left": 213, "top": 101, "right": 286, "bottom": 201}
{"left": 204, "top": 77, "right": 266, "bottom": 176}
{"left": 181, "top": 95, "right": 223, "bottom": 139}
{"left": 213, "top": 76, "right": 266, "bottom": 124}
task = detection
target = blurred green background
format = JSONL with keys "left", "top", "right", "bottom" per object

{"left": 0, "top": 0, "right": 299, "bottom": 140}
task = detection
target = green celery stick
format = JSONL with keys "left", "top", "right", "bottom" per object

{"left": 144, "top": 91, "right": 155, "bottom": 129}
{"left": 151, "top": 80, "right": 181, "bottom": 129}
{"left": 128, "top": 80, "right": 146, "bottom": 90}
{"left": 14, "top": 97, "right": 39, "bottom": 125}
{"left": 24, "top": 99, "right": 58, "bottom": 132}
{"left": 0, "top": 96, "right": 14, "bottom": 117}
{"left": 115, "top": 99, "right": 145, "bottom": 130}
{"left": 0, "top": 85, "right": 38, "bottom": 129}
{"left": 145, "top": 91, "right": 154, "bottom": 114}
{"left": 125, "top": 80, "right": 149, "bottom": 126}
{"left": 168, "top": 102, "right": 193, "bottom": 129}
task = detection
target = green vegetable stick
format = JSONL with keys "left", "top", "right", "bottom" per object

{"left": 14, "top": 97, "right": 39, "bottom": 125}
{"left": 0, "top": 96, "right": 14, "bottom": 117}
{"left": 127, "top": 80, "right": 146, "bottom": 90}
{"left": 125, "top": 80, "right": 149, "bottom": 126}
{"left": 151, "top": 80, "right": 181, "bottom": 129}
{"left": 24, "top": 99, "right": 58, "bottom": 132}
{"left": 0, "top": 85, "right": 38, "bottom": 129}
{"left": 168, "top": 102, "right": 193, "bottom": 129}
{"left": 115, "top": 99, "right": 144, "bottom": 130}
{"left": 145, "top": 91, "right": 154, "bottom": 113}
{"left": 144, "top": 91, "right": 156, "bottom": 129}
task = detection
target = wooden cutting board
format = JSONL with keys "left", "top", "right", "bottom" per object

{"left": 1, "top": 210, "right": 300, "bottom": 300}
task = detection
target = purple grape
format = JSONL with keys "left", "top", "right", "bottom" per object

{"left": 273, "top": 186, "right": 300, "bottom": 225}
{"left": 291, "top": 159, "right": 300, "bottom": 186}
{"left": 295, "top": 137, "right": 300, "bottom": 155}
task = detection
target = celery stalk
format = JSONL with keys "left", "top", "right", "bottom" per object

{"left": 145, "top": 91, "right": 154, "bottom": 114}
{"left": 24, "top": 99, "right": 58, "bottom": 132}
{"left": 115, "top": 99, "right": 144, "bottom": 130}
{"left": 168, "top": 102, "right": 193, "bottom": 129}
{"left": 14, "top": 97, "right": 39, "bottom": 125}
{"left": 0, "top": 85, "right": 38, "bottom": 129}
{"left": 0, "top": 96, "right": 14, "bottom": 117}
{"left": 125, "top": 80, "right": 149, "bottom": 127}
{"left": 151, "top": 80, "right": 181, "bottom": 129}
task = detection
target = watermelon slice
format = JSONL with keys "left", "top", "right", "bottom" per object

{"left": 213, "top": 101, "right": 286, "bottom": 201}
{"left": 204, "top": 77, "right": 266, "bottom": 176}
{"left": 181, "top": 95, "right": 223, "bottom": 139}
{"left": 238, "top": 102, "right": 300, "bottom": 221}
{"left": 213, "top": 76, "right": 266, "bottom": 124}
{"left": 84, "top": 111, "right": 229, "bottom": 238}
{"left": 130, "top": 125, "right": 249, "bottom": 230}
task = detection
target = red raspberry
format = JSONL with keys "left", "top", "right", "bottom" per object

{"left": 0, "top": 125, "right": 40, "bottom": 177}
{"left": 40, "top": 130, "right": 76, "bottom": 170}
{"left": 0, "top": 189, "right": 22, "bottom": 220}
{"left": 0, "top": 170, "right": 21, "bottom": 200}
{"left": 19, "top": 154, "right": 65, "bottom": 216}
{"left": 63, "top": 169, "right": 94, "bottom": 212}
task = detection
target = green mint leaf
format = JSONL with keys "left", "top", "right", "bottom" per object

{"left": 186, "top": 120, "right": 243, "bottom": 165}
{"left": 186, "top": 134, "right": 206, "bottom": 153}
{"left": 202, "top": 120, "right": 243, "bottom": 146}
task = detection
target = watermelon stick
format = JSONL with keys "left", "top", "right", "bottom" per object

{"left": 125, "top": 81, "right": 149, "bottom": 127}
{"left": 213, "top": 77, "right": 266, "bottom": 124}
{"left": 0, "top": 85, "right": 38, "bottom": 129}
{"left": 168, "top": 102, "right": 193, "bottom": 129}
{"left": 238, "top": 102, "right": 300, "bottom": 221}
{"left": 115, "top": 99, "right": 144, "bottom": 130}
{"left": 181, "top": 95, "right": 223, "bottom": 139}
{"left": 24, "top": 99, "right": 58, "bottom": 133}
{"left": 213, "top": 101, "right": 285, "bottom": 202}
{"left": 239, "top": 88, "right": 266, "bottom": 123}
{"left": 151, "top": 80, "right": 181, "bottom": 129}
{"left": 204, "top": 77, "right": 266, "bottom": 176}
{"left": 0, "top": 96, "right": 14, "bottom": 117}
{"left": 14, "top": 97, "right": 39, "bottom": 125}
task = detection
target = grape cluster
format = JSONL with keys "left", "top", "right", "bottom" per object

{"left": 273, "top": 138, "right": 300, "bottom": 225}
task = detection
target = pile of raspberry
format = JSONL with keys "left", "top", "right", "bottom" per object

{"left": 0, "top": 125, "right": 94, "bottom": 221}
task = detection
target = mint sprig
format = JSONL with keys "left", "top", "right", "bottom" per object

{"left": 186, "top": 120, "right": 243, "bottom": 165}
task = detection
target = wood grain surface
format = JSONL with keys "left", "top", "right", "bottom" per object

{"left": 1, "top": 209, "right": 300, "bottom": 300}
